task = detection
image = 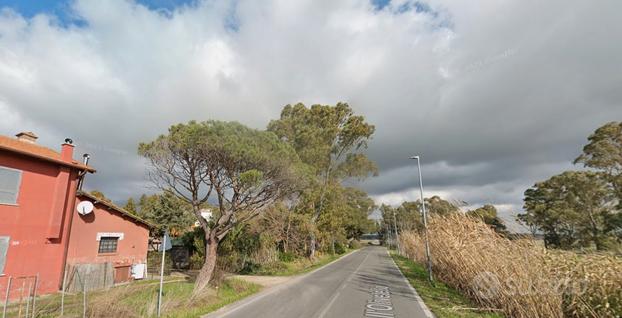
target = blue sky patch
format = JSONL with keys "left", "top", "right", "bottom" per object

{"left": 0, "top": 0, "right": 198, "bottom": 26}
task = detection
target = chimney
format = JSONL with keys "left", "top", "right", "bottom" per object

{"left": 15, "top": 131, "right": 38, "bottom": 143}
{"left": 61, "top": 138, "right": 74, "bottom": 162}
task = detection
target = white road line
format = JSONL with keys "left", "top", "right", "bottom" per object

{"left": 204, "top": 248, "right": 363, "bottom": 318}
{"left": 316, "top": 251, "right": 370, "bottom": 318}
{"left": 387, "top": 250, "right": 435, "bottom": 318}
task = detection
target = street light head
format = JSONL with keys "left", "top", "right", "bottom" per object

{"left": 410, "top": 155, "right": 420, "bottom": 160}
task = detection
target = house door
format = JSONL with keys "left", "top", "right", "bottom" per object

{"left": 114, "top": 265, "right": 131, "bottom": 283}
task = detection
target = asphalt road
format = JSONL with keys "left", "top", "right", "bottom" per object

{"left": 206, "top": 246, "right": 433, "bottom": 318}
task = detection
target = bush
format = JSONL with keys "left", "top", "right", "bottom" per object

{"left": 334, "top": 242, "right": 346, "bottom": 254}
{"left": 349, "top": 240, "right": 362, "bottom": 249}
{"left": 278, "top": 251, "right": 296, "bottom": 263}
{"left": 147, "top": 251, "right": 173, "bottom": 275}
{"left": 239, "top": 260, "right": 261, "bottom": 274}
{"left": 189, "top": 253, "right": 204, "bottom": 270}
{"left": 399, "top": 214, "right": 622, "bottom": 318}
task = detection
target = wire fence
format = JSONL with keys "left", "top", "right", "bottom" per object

{"left": 1, "top": 256, "right": 173, "bottom": 318}
{"left": 2, "top": 275, "right": 38, "bottom": 318}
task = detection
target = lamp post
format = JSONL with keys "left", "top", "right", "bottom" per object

{"left": 411, "top": 155, "right": 433, "bottom": 283}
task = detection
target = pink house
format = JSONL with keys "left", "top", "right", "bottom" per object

{"left": 67, "top": 191, "right": 150, "bottom": 284}
{"left": 0, "top": 132, "right": 94, "bottom": 295}
{"left": 0, "top": 131, "right": 150, "bottom": 297}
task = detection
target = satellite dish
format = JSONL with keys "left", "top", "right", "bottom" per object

{"left": 77, "top": 201, "right": 94, "bottom": 215}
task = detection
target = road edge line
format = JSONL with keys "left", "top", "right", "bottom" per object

{"left": 387, "top": 250, "right": 436, "bottom": 318}
{"left": 203, "top": 248, "right": 363, "bottom": 318}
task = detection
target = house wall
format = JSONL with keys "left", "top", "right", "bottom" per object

{"left": 0, "top": 151, "right": 79, "bottom": 295}
{"left": 66, "top": 200, "right": 149, "bottom": 281}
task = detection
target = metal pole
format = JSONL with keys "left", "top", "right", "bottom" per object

{"left": 25, "top": 280, "right": 32, "bottom": 318}
{"left": 392, "top": 210, "right": 400, "bottom": 254}
{"left": 60, "top": 267, "right": 68, "bottom": 316}
{"left": 31, "top": 274, "right": 38, "bottom": 318}
{"left": 157, "top": 235, "right": 166, "bottom": 318}
{"left": 83, "top": 280, "right": 86, "bottom": 318}
{"left": 3, "top": 276, "right": 12, "bottom": 318}
{"left": 414, "top": 156, "right": 433, "bottom": 283}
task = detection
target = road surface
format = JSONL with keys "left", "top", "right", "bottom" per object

{"left": 206, "top": 246, "right": 433, "bottom": 318}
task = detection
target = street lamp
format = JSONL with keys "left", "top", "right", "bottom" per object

{"left": 411, "top": 155, "right": 433, "bottom": 283}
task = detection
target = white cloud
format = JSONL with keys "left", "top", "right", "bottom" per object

{"left": 0, "top": 0, "right": 620, "bottom": 228}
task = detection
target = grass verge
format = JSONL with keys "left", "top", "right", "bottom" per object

{"left": 26, "top": 277, "right": 260, "bottom": 318}
{"left": 391, "top": 252, "right": 504, "bottom": 318}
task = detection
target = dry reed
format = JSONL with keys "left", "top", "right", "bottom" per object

{"left": 399, "top": 214, "right": 621, "bottom": 318}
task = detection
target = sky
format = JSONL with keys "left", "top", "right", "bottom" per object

{"left": 1, "top": 0, "right": 621, "bottom": 232}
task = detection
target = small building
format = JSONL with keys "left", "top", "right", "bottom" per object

{"left": 0, "top": 131, "right": 151, "bottom": 298}
{"left": 0, "top": 132, "right": 94, "bottom": 296}
{"left": 66, "top": 191, "right": 151, "bottom": 288}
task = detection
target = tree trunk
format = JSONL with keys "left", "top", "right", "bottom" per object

{"left": 309, "top": 233, "right": 317, "bottom": 259}
{"left": 193, "top": 236, "right": 219, "bottom": 295}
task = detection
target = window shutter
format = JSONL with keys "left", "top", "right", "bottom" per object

{"left": 0, "top": 236, "right": 9, "bottom": 274}
{"left": 0, "top": 167, "right": 22, "bottom": 204}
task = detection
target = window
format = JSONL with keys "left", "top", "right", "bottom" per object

{"left": 0, "top": 236, "right": 9, "bottom": 274}
{"left": 0, "top": 166, "right": 22, "bottom": 205}
{"left": 98, "top": 237, "right": 119, "bottom": 253}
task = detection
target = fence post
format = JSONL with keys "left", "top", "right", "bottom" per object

{"left": 31, "top": 274, "right": 38, "bottom": 318}
{"left": 61, "top": 266, "right": 68, "bottom": 316}
{"left": 3, "top": 276, "right": 13, "bottom": 318}
{"left": 25, "top": 279, "right": 32, "bottom": 317}
{"left": 81, "top": 271, "right": 86, "bottom": 318}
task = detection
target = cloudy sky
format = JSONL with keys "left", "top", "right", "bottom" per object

{"left": 1, "top": 0, "right": 621, "bottom": 231}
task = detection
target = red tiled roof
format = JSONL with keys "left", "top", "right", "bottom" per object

{"left": 77, "top": 191, "right": 153, "bottom": 228}
{"left": 0, "top": 135, "right": 95, "bottom": 172}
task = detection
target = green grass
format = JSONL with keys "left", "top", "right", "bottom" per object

{"left": 391, "top": 252, "right": 504, "bottom": 318}
{"left": 26, "top": 277, "right": 260, "bottom": 318}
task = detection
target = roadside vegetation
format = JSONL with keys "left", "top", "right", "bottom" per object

{"left": 391, "top": 252, "right": 503, "bottom": 318}
{"left": 399, "top": 215, "right": 621, "bottom": 318}
{"left": 385, "top": 122, "right": 622, "bottom": 317}
{"left": 127, "top": 102, "right": 378, "bottom": 292}
{"left": 25, "top": 277, "right": 259, "bottom": 318}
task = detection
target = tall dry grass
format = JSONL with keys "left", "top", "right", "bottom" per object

{"left": 399, "top": 214, "right": 622, "bottom": 318}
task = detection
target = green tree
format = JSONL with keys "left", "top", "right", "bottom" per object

{"left": 134, "top": 192, "right": 195, "bottom": 238}
{"left": 268, "top": 102, "right": 377, "bottom": 257}
{"left": 124, "top": 197, "right": 137, "bottom": 214}
{"left": 519, "top": 171, "right": 616, "bottom": 250}
{"left": 466, "top": 204, "right": 508, "bottom": 235}
{"left": 139, "top": 120, "right": 303, "bottom": 293}
{"left": 575, "top": 121, "right": 622, "bottom": 207}
{"left": 425, "top": 196, "right": 459, "bottom": 216}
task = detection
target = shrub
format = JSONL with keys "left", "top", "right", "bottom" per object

{"left": 278, "top": 251, "right": 296, "bottom": 263}
{"left": 147, "top": 251, "right": 173, "bottom": 275}
{"left": 189, "top": 253, "right": 204, "bottom": 270}
{"left": 399, "top": 214, "right": 622, "bottom": 318}
{"left": 334, "top": 242, "right": 346, "bottom": 254}
{"left": 349, "top": 240, "right": 362, "bottom": 249}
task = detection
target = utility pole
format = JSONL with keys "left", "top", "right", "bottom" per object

{"left": 411, "top": 155, "right": 433, "bottom": 283}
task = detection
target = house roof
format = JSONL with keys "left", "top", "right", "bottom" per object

{"left": 0, "top": 135, "right": 95, "bottom": 172}
{"left": 77, "top": 191, "right": 153, "bottom": 228}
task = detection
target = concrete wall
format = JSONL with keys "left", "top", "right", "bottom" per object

{"left": 0, "top": 151, "right": 79, "bottom": 295}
